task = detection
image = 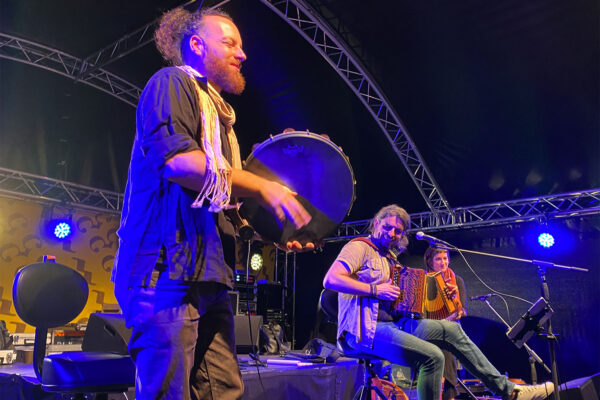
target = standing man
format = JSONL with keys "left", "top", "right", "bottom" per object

{"left": 112, "top": 7, "right": 311, "bottom": 400}
{"left": 323, "top": 204, "right": 554, "bottom": 400}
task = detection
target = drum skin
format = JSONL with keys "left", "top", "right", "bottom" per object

{"left": 240, "top": 132, "right": 355, "bottom": 246}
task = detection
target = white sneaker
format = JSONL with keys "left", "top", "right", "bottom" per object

{"left": 511, "top": 381, "right": 554, "bottom": 400}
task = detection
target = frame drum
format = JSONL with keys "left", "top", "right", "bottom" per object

{"left": 240, "top": 131, "right": 355, "bottom": 245}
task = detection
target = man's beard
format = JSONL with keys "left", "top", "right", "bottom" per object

{"left": 205, "top": 51, "right": 246, "bottom": 95}
{"left": 372, "top": 234, "right": 395, "bottom": 252}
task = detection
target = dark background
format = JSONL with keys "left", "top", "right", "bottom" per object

{"left": 1, "top": 0, "right": 598, "bottom": 384}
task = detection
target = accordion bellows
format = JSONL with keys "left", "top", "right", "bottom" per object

{"left": 391, "top": 266, "right": 462, "bottom": 319}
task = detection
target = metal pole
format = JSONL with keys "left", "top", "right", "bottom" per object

{"left": 292, "top": 251, "right": 297, "bottom": 350}
{"left": 537, "top": 266, "right": 560, "bottom": 399}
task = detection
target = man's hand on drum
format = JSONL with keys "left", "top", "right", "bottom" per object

{"left": 259, "top": 180, "right": 311, "bottom": 230}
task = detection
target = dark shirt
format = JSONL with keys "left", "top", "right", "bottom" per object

{"left": 112, "top": 67, "right": 236, "bottom": 290}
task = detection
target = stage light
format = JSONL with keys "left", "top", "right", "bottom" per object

{"left": 537, "top": 233, "right": 555, "bottom": 248}
{"left": 53, "top": 222, "right": 72, "bottom": 239}
{"left": 250, "top": 252, "right": 263, "bottom": 271}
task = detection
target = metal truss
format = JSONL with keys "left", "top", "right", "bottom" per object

{"left": 76, "top": 21, "right": 157, "bottom": 80}
{"left": 0, "top": 33, "right": 141, "bottom": 107}
{"left": 327, "top": 188, "right": 600, "bottom": 242}
{"left": 0, "top": 167, "right": 123, "bottom": 215}
{"left": 76, "top": 0, "right": 231, "bottom": 80}
{"left": 1, "top": 166, "right": 597, "bottom": 238}
{"left": 260, "top": 0, "right": 453, "bottom": 216}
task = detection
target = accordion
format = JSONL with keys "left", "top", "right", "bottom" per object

{"left": 391, "top": 265, "right": 462, "bottom": 320}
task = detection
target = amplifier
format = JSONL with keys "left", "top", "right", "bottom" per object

{"left": 228, "top": 290, "right": 240, "bottom": 315}
{"left": 234, "top": 315, "right": 263, "bottom": 354}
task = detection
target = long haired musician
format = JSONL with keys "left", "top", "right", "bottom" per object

{"left": 323, "top": 204, "right": 553, "bottom": 400}
{"left": 424, "top": 246, "right": 467, "bottom": 400}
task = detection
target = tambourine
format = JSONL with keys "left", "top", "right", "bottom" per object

{"left": 240, "top": 131, "right": 355, "bottom": 246}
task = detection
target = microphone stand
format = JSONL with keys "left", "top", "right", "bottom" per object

{"left": 474, "top": 296, "right": 551, "bottom": 381}
{"left": 435, "top": 244, "right": 589, "bottom": 400}
{"left": 239, "top": 225, "right": 265, "bottom": 366}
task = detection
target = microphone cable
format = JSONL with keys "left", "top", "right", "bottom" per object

{"left": 454, "top": 249, "right": 534, "bottom": 323}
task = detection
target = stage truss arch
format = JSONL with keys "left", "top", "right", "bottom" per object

{"left": 0, "top": 32, "right": 141, "bottom": 108}
{"left": 260, "top": 0, "right": 453, "bottom": 217}
{"left": 40, "top": 0, "right": 453, "bottom": 216}
{"left": 2, "top": 3, "right": 598, "bottom": 236}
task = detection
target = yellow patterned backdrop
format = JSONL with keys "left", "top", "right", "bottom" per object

{"left": 0, "top": 196, "right": 120, "bottom": 333}
{"left": 0, "top": 195, "right": 280, "bottom": 334}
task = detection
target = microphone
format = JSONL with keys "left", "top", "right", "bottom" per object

{"left": 415, "top": 231, "right": 449, "bottom": 245}
{"left": 470, "top": 294, "right": 493, "bottom": 301}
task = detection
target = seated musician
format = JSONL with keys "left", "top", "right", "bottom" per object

{"left": 424, "top": 246, "right": 467, "bottom": 400}
{"left": 323, "top": 204, "right": 554, "bottom": 400}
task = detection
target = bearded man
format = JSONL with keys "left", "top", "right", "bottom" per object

{"left": 323, "top": 204, "right": 554, "bottom": 400}
{"left": 112, "top": 7, "right": 311, "bottom": 400}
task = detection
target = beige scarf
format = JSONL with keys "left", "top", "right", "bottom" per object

{"left": 177, "top": 65, "right": 242, "bottom": 212}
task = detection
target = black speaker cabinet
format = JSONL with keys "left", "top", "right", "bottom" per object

{"left": 234, "top": 314, "right": 263, "bottom": 354}
{"left": 257, "top": 282, "right": 284, "bottom": 317}
{"left": 228, "top": 290, "right": 240, "bottom": 315}
{"left": 82, "top": 312, "right": 132, "bottom": 354}
{"left": 559, "top": 372, "right": 600, "bottom": 400}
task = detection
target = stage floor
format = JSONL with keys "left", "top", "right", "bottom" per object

{"left": 0, "top": 355, "right": 373, "bottom": 400}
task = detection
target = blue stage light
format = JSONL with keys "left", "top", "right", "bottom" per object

{"left": 537, "top": 233, "right": 555, "bottom": 248}
{"left": 53, "top": 222, "right": 72, "bottom": 239}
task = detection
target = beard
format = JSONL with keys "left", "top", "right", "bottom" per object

{"left": 204, "top": 51, "right": 246, "bottom": 95}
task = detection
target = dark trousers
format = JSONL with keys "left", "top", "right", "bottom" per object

{"left": 124, "top": 277, "right": 244, "bottom": 400}
{"left": 442, "top": 350, "right": 459, "bottom": 400}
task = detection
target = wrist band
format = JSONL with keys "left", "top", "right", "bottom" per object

{"left": 370, "top": 283, "right": 377, "bottom": 298}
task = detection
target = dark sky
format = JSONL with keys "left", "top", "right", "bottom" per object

{"left": 1, "top": 0, "right": 598, "bottom": 220}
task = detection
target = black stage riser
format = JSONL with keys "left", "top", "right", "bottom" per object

{"left": 557, "top": 372, "right": 600, "bottom": 400}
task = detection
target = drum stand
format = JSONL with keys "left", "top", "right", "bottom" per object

{"left": 436, "top": 244, "right": 589, "bottom": 400}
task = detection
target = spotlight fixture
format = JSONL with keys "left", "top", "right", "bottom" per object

{"left": 53, "top": 222, "right": 72, "bottom": 239}
{"left": 250, "top": 252, "right": 263, "bottom": 271}
{"left": 537, "top": 233, "right": 555, "bottom": 248}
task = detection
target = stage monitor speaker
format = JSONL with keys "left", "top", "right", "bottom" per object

{"left": 82, "top": 312, "right": 132, "bottom": 354}
{"left": 234, "top": 314, "right": 262, "bottom": 354}
{"left": 559, "top": 372, "right": 600, "bottom": 400}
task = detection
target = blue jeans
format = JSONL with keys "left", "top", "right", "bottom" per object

{"left": 345, "top": 318, "right": 515, "bottom": 400}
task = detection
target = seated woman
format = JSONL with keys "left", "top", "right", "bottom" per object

{"left": 424, "top": 246, "right": 467, "bottom": 400}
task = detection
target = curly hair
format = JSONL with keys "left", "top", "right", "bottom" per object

{"left": 369, "top": 204, "right": 411, "bottom": 252}
{"left": 154, "top": 7, "right": 232, "bottom": 66}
